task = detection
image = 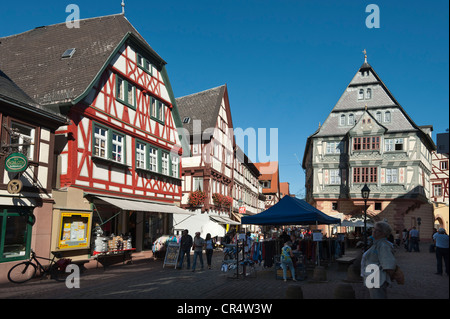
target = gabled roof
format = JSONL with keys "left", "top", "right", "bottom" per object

{"left": 0, "top": 69, "right": 66, "bottom": 125}
{"left": 254, "top": 161, "right": 279, "bottom": 195}
{"left": 176, "top": 85, "right": 227, "bottom": 137}
{"left": 302, "top": 59, "right": 436, "bottom": 168}
{"left": 0, "top": 14, "right": 165, "bottom": 106}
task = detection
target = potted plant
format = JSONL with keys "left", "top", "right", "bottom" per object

{"left": 188, "top": 190, "right": 206, "bottom": 207}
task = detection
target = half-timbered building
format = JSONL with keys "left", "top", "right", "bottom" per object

{"left": 254, "top": 161, "right": 281, "bottom": 209}
{"left": 302, "top": 56, "right": 436, "bottom": 240}
{"left": 0, "top": 70, "right": 66, "bottom": 281}
{"left": 174, "top": 85, "right": 240, "bottom": 237}
{"left": 0, "top": 14, "right": 190, "bottom": 261}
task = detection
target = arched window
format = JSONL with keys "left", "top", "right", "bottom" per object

{"left": 366, "top": 88, "right": 372, "bottom": 99}
{"left": 340, "top": 114, "right": 346, "bottom": 126}
{"left": 376, "top": 111, "right": 382, "bottom": 122}
{"left": 348, "top": 114, "right": 354, "bottom": 125}
{"left": 384, "top": 111, "right": 391, "bottom": 123}
{"left": 358, "top": 89, "right": 364, "bottom": 100}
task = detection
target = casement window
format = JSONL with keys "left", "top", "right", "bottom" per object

{"left": 329, "top": 169, "right": 341, "bottom": 185}
{"left": 385, "top": 168, "right": 398, "bottom": 183}
{"left": 93, "top": 124, "right": 126, "bottom": 164}
{"left": 384, "top": 111, "right": 391, "bottom": 123}
{"left": 136, "top": 142, "right": 146, "bottom": 169}
{"left": 326, "top": 141, "right": 343, "bottom": 154}
{"left": 433, "top": 184, "right": 442, "bottom": 197}
{"left": 94, "top": 126, "right": 108, "bottom": 159}
{"left": 171, "top": 156, "right": 179, "bottom": 178}
{"left": 112, "top": 133, "right": 124, "bottom": 164}
{"left": 10, "top": 122, "right": 35, "bottom": 160}
{"left": 149, "top": 146, "right": 158, "bottom": 172}
{"left": 385, "top": 138, "right": 404, "bottom": 152}
{"left": 348, "top": 114, "right": 354, "bottom": 125}
{"left": 193, "top": 177, "right": 204, "bottom": 191}
{"left": 262, "top": 181, "right": 271, "bottom": 188}
{"left": 440, "top": 161, "right": 448, "bottom": 170}
{"left": 137, "top": 53, "right": 153, "bottom": 76}
{"left": 340, "top": 114, "right": 346, "bottom": 126}
{"left": 161, "top": 152, "right": 169, "bottom": 175}
{"left": 366, "top": 88, "right": 372, "bottom": 99}
{"left": 149, "top": 97, "right": 165, "bottom": 123}
{"left": 353, "top": 167, "right": 377, "bottom": 183}
{"left": 358, "top": 89, "right": 364, "bottom": 100}
{"left": 376, "top": 111, "right": 382, "bottom": 122}
{"left": 116, "top": 75, "right": 136, "bottom": 109}
{"left": 354, "top": 136, "right": 380, "bottom": 151}
{"left": 0, "top": 208, "right": 33, "bottom": 262}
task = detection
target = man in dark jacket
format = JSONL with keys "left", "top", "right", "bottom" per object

{"left": 178, "top": 229, "right": 193, "bottom": 269}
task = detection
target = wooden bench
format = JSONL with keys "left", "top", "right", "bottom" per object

{"left": 336, "top": 257, "right": 356, "bottom": 271}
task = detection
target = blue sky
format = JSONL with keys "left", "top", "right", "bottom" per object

{"left": 1, "top": 0, "right": 448, "bottom": 198}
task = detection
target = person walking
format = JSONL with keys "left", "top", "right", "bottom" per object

{"left": 361, "top": 221, "right": 402, "bottom": 299}
{"left": 205, "top": 233, "right": 214, "bottom": 269}
{"left": 280, "top": 241, "right": 296, "bottom": 282}
{"left": 178, "top": 229, "right": 193, "bottom": 269}
{"left": 409, "top": 226, "right": 420, "bottom": 252}
{"left": 192, "top": 232, "right": 205, "bottom": 271}
{"left": 432, "top": 228, "right": 449, "bottom": 276}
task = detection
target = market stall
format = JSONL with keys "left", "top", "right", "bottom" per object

{"left": 241, "top": 196, "right": 340, "bottom": 279}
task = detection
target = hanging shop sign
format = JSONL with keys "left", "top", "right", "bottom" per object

{"left": 239, "top": 207, "right": 246, "bottom": 214}
{"left": 5, "top": 152, "right": 28, "bottom": 173}
{"left": 7, "top": 179, "right": 23, "bottom": 194}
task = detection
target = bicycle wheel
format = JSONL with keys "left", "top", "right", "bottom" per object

{"left": 8, "top": 262, "right": 37, "bottom": 283}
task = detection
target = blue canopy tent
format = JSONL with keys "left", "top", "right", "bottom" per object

{"left": 241, "top": 196, "right": 341, "bottom": 226}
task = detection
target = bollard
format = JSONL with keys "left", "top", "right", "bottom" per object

{"left": 312, "top": 266, "right": 327, "bottom": 281}
{"left": 333, "top": 283, "right": 356, "bottom": 299}
{"left": 285, "top": 286, "right": 304, "bottom": 299}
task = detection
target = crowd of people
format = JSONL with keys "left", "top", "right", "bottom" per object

{"left": 177, "top": 230, "right": 216, "bottom": 271}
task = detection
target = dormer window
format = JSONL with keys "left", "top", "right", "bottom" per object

{"left": 366, "top": 88, "right": 372, "bottom": 99}
{"left": 348, "top": 114, "right": 354, "bottom": 125}
{"left": 384, "top": 111, "right": 391, "bottom": 123}
{"left": 358, "top": 89, "right": 364, "bottom": 100}
{"left": 340, "top": 114, "right": 346, "bottom": 126}
{"left": 376, "top": 111, "right": 382, "bottom": 122}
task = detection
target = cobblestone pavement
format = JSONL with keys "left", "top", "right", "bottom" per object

{"left": 0, "top": 242, "right": 447, "bottom": 299}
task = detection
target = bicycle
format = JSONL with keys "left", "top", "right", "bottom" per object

{"left": 8, "top": 250, "right": 72, "bottom": 284}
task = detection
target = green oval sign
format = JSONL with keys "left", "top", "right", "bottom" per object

{"left": 5, "top": 152, "right": 28, "bottom": 172}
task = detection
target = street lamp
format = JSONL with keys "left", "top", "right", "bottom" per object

{"left": 361, "top": 183, "right": 371, "bottom": 250}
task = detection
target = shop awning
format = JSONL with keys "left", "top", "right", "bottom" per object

{"left": 210, "top": 215, "right": 240, "bottom": 225}
{"left": 90, "top": 194, "right": 194, "bottom": 215}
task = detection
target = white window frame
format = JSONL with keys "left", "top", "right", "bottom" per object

{"left": 329, "top": 169, "right": 341, "bottom": 185}
{"left": 161, "top": 152, "right": 169, "bottom": 175}
{"left": 111, "top": 132, "right": 124, "bottom": 163}
{"left": 136, "top": 142, "right": 146, "bottom": 169}
{"left": 10, "top": 122, "right": 35, "bottom": 160}
{"left": 149, "top": 146, "right": 158, "bottom": 172}
{"left": 386, "top": 168, "right": 398, "bottom": 184}
{"left": 94, "top": 126, "right": 108, "bottom": 159}
{"left": 193, "top": 177, "right": 203, "bottom": 191}
{"left": 171, "top": 156, "right": 179, "bottom": 178}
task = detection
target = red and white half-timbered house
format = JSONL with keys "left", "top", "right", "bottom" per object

{"left": 0, "top": 14, "right": 190, "bottom": 260}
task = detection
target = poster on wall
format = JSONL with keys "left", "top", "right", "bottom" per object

{"left": 58, "top": 212, "right": 92, "bottom": 250}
